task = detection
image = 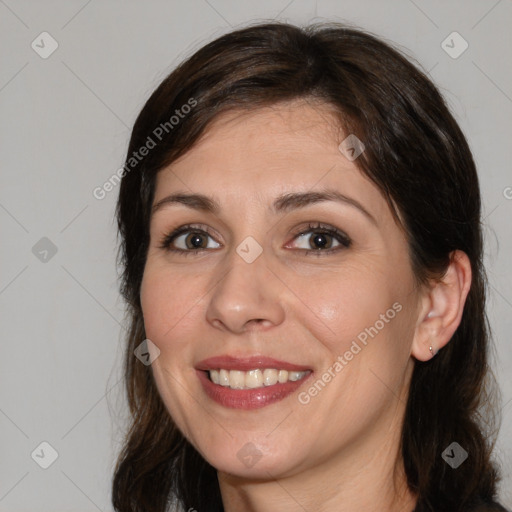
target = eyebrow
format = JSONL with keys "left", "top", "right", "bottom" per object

{"left": 151, "top": 189, "right": 377, "bottom": 226}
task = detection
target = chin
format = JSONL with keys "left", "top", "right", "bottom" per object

{"left": 201, "top": 437, "right": 306, "bottom": 480}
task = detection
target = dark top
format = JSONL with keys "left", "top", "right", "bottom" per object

{"left": 413, "top": 499, "right": 510, "bottom": 511}
{"left": 470, "top": 503, "right": 509, "bottom": 512}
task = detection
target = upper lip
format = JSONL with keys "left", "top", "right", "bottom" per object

{"left": 196, "top": 355, "right": 312, "bottom": 372}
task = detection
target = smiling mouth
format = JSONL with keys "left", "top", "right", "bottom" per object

{"left": 195, "top": 355, "right": 313, "bottom": 409}
{"left": 207, "top": 368, "right": 311, "bottom": 390}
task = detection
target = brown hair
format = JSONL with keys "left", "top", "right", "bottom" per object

{"left": 113, "top": 21, "right": 503, "bottom": 511}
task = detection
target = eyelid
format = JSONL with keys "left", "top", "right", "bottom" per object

{"left": 159, "top": 222, "right": 351, "bottom": 254}
{"left": 158, "top": 223, "right": 221, "bottom": 251}
{"left": 285, "top": 222, "right": 351, "bottom": 253}
{"left": 289, "top": 222, "right": 350, "bottom": 243}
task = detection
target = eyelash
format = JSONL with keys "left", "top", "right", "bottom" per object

{"left": 158, "top": 222, "right": 352, "bottom": 257}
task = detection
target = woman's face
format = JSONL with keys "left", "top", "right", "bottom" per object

{"left": 141, "top": 100, "right": 422, "bottom": 479}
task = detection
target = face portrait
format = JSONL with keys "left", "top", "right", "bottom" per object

{"left": 111, "top": 19, "right": 505, "bottom": 512}
{"left": 139, "top": 99, "right": 426, "bottom": 489}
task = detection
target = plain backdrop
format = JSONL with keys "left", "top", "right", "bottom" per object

{"left": 0, "top": 0, "right": 511, "bottom": 510}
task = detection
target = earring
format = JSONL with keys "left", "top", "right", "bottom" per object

{"left": 429, "top": 345, "right": 435, "bottom": 357}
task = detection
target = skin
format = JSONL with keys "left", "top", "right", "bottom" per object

{"left": 140, "top": 99, "right": 472, "bottom": 511}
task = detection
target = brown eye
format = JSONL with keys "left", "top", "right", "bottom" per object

{"left": 289, "top": 223, "right": 351, "bottom": 254}
{"left": 308, "top": 232, "right": 335, "bottom": 250}
{"left": 159, "top": 225, "right": 221, "bottom": 252}
{"left": 184, "top": 232, "right": 209, "bottom": 249}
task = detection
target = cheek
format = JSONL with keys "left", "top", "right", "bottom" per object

{"left": 140, "top": 265, "right": 202, "bottom": 344}
{"left": 299, "top": 268, "right": 400, "bottom": 358}
{"left": 140, "top": 265, "right": 202, "bottom": 436}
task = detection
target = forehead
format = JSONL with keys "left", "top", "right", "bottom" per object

{"left": 156, "top": 100, "right": 356, "bottom": 188}
{"left": 185, "top": 99, "right": 344, "bottom": 159}
{"left": 152, "top": 100, "right": 395, "bottom": 229}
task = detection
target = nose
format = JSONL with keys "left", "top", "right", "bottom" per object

{"left": 205, "top": 247, "right": 285, "bottom": 334}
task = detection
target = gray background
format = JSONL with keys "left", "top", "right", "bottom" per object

{"left": 0, "top": 0, "right": 511, "bottom": 510}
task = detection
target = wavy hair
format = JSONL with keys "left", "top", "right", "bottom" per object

{"left": 112, "top": 21, "right": 503, "bottom": 511}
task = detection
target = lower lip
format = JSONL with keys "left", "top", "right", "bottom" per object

{"left": 196, "top": 370, "right": 312, "bottom": 410}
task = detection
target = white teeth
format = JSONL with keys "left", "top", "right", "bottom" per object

{"left": 208, "top": 368, "right": 309, "bottom": 389}
{"left": 263, "top": 369, "right": 278, "bottom": 386}
{"left": 210, "top": 369, "right": 220, "bottom": 384}
{"left": 229, "top": 370, "right": 245, "bottom": 389}
{"left": 219, "top": 369, "right": 230, "bottom": 387}
{"left": 245, "top": 369, "right": 263, "bottom": 388}
{"left": 278, "top": 370, "right": 288, "bottom": 383}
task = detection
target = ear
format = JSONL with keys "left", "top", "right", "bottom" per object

{"left": 411, "top": 250, "right": 472, "bottom": 362}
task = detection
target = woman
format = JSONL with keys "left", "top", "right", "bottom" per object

{"left": 112, "top": 21, "right": 508, "bottom": 511}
